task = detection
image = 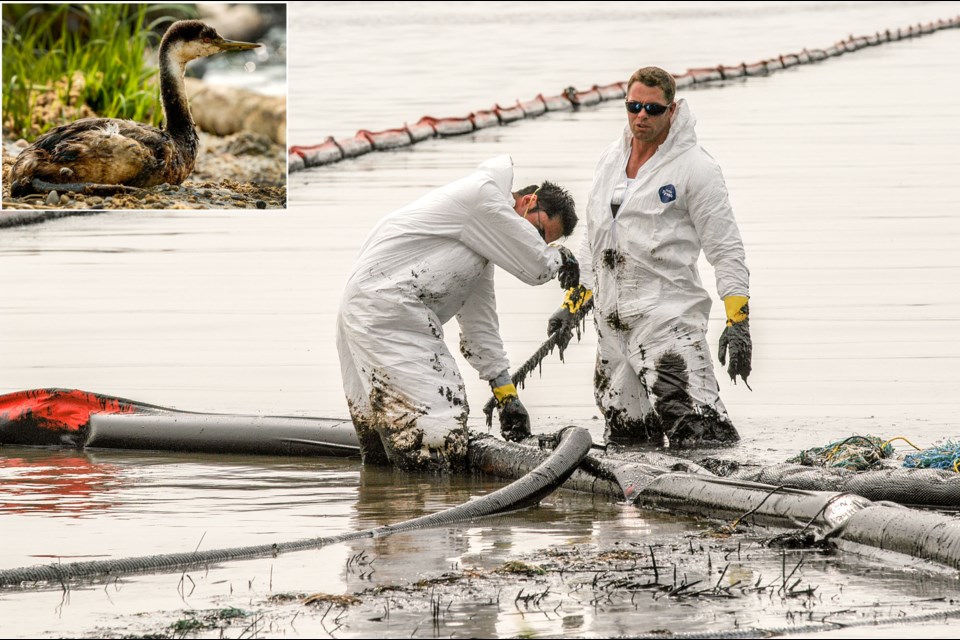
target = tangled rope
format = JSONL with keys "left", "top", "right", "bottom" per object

{"left": 789, "top": 435, "right": 894, "bottom": 470}
{"left": 904, "top": 440, "right": 960, "bottom": 473}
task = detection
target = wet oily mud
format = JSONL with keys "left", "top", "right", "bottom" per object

{"left": 353, "top": 368, "right": 468, "bottom": 474}
{"left": 438, "top": 384, "right": 465, "bottom": 407}
{"left": 594, "top": 359, "right": 612, "bottom": 397}
{"left": 601, "top": 351, "right": 739, "bottom": 447}
{"left": 596, "top": 251, "right": 634, "bottom": 332}
{"left": 719, "top": 316, "right": 753, "bottom": 386}
{"left": 601, "top": 247, "right": 626, "bottom": 271}
{"left": 347, "top": 398, "right": 391, "bottom": 467}
{"left": 107, "top": 528, "right": 960, "bottom": 639}
{"left": 427, "top": 317, "right": 442, "bottom": 339}
{"left": 604, "top": 309, "right": 631, "bottom": 332}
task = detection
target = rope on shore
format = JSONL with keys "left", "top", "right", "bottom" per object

{"left": 288, "top": 17, "right": 960, "bottom": 173}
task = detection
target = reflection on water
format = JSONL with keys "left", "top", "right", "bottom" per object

{"left": 0, "top": 450, "right": 120, "bottom": 517}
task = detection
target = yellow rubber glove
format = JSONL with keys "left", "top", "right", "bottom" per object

{"left": 548, "top": 285, "right": 593, "bottom": 336}
{"left": 723, "top": 295, "right": 749, "bottom": 325}
{"left": 562, "top": 285, "right": 593, "bottom": 314}
{"left": 492, "top": 382, "right": 519, "bottom": 407}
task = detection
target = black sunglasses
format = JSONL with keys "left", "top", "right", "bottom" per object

{"left": 624, "top": 100, "right": 670, "bottom": 116}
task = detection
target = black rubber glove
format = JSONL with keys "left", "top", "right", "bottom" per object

{"left": 718, "top": 299, "right": 752, "bottom": 388}
{"left": 548, "top": 306, "right": 576, "bottom": 337}
{"left": 498, "top": 395, "right": 531, "bottom": 443}
{"left": 556, "top": 246, "right": 580, "bottom": 290}
{"left": 547, "top": 284, "right": 593, "bottom": 358}
{"left": 492, "top": 378, "right": 531, "bottom": 443}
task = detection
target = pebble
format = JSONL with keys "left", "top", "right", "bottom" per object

{"left": 256, "top": 200, "right": 266, "bottom": 209}
{"left": 59, "top": 194, "right": 70, "bottom": 205}
{"left": 46, "top": 191, "right": 59, "bottom": 205}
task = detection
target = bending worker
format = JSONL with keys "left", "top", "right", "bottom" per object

{"left": 338, "top": 155, "right": 579, "bottom": 473}
{"left": 550, "top": 66, "right": 751, "bottom": 447}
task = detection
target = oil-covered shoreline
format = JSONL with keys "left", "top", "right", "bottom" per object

{"left": 1, "top": 130, "right": 286, "bottom": 212}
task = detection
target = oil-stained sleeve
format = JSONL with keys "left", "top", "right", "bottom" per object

{"left": 459, "top": 180, "right": 562, "bottom": 286}
{"left": 687, "top": 156, "right": 750, "bottom": 299}
{"left": 456, "top": 262, "right": 509, "bottom": 381}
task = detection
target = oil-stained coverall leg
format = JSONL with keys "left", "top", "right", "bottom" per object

{"left": 596, "top": 321, "right": 739, "bottom": 445}
{"left": 337, "top": 303, "right": 469, "bottom": 473}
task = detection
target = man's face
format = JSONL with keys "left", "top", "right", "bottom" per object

{"left": 626, "top": 82, "right": 675, "bottom": 145}
{"left": 515, "top": 194, "right": 565, "bottom": 244}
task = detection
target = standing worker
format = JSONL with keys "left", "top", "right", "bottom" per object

{"left": 338, "top": 156, "right": 579, "bottom": 472}
{"left": 550, "top": 66, "right": 751, "bottom": 447}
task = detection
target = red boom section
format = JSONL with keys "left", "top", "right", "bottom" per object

{"left": 0, "top": 388, "right": 147, "bottom": 447}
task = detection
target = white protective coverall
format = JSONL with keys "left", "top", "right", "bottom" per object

{"left": 581, "top": 99, "right": 749, "bottom": 444}
{"left": 337, "top": 156, "right": 564, "bottom": 472}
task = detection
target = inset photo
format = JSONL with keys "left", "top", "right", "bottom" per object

{"left": 1, "top": 3, "right": 287, "bottom": 210}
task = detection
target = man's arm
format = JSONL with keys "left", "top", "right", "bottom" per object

{"left": 459, "top": 181, "right": 563, "bottom": 286}
{"left": 687, "top": 159, "right": 749, "bottom": 299}
{"left": 456, "top": 262, "right": 509, "bottom": 382}
{"left": 457, "top": 264, "right": 532, "bottom": 441}
{"left": 688, "top": 157, "right": 752, "bottom": 385}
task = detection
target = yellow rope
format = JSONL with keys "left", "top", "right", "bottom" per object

{"left": 880, "top": 436, "right": 923, "bottom": 451}
{"left": 824, "top": 435, "right": 886, "bottom": 463}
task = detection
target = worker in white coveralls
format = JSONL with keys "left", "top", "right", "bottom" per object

{"left": 337, "top": 156, "right": 580, "bottom": 473}
{"left": 549, "top": 66, "right": 751, "bottom": 447}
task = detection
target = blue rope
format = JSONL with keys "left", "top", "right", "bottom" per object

{"left": 903, "top": 440, "right": 960, "bottom": 472}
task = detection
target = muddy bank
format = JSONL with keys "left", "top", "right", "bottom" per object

{"left": 1, "top": 130, "right": 285, "bottom": 212}
{"left": 72, "top": 523, "right": 960, "bottom": 639}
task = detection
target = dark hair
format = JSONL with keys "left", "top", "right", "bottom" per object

{"left": 627, "top": 66, "right": 676, "bottom": 104}
{"left": 515, "top": 181, "right": 578, "bottom": 236}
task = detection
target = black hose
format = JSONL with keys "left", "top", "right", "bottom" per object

{"left": 0, "top": 426, "right": 592, "bottom": 590}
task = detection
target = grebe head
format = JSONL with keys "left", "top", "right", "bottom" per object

{"left": 159, "top": 20, "right": 260, "bottom": 65}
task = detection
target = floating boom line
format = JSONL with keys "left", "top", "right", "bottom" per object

{"left": 288, "top": 17, "right": 960, "bottom": 172}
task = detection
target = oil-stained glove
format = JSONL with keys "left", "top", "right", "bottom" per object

{"left": 547, "top": 285, "right": 594, "bottom": 337}
{"left": 556, "top": 246, "right": 580, "bottom": 290}
{"left": 492, "top": 381, "right": 531, "bottom": 442}
{"left": 718, "top": 295, "right": 752, "bottom": 389}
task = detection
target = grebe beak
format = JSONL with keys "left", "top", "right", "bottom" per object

{"left": 212, "top": 37, "right": 260, "bottom": 52}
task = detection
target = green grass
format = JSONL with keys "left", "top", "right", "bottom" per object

{"left": 2, "top": 4, "right": 194, "bottom": 140}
